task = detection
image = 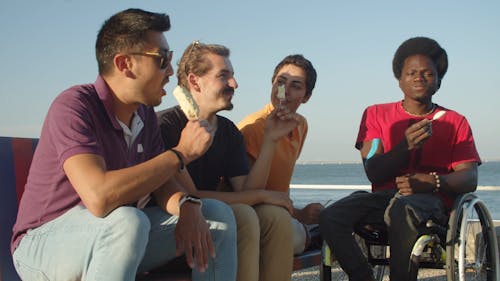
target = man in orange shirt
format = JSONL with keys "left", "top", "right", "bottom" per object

{"left": 238, "top": 54, "right": 323, "bottom": 255}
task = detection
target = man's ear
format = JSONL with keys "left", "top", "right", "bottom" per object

{"left": 114, "top": 54, "right": 134, "bottom": 77}
{"left": 187, "top": 73, "right": 201, "bottom": 92}
{"left": 114, "top": 54, "right": 128, "bottom": 71}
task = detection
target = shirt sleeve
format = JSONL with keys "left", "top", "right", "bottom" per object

{"left": 47, "top": 90, "right": 102, "bottom": 165}
{"left": 355, "top": 105, "right": 381, "bottom": 150}
{"left": 451, "top": 116, "right": 481, "bottom": 167}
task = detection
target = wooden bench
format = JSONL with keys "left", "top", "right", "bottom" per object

{"left": 0, "top": 136, "right": 328, "bottom": 280}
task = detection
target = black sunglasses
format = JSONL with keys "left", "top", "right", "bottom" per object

{"left": 129, "top": 50, "right": 173, "bottom": 70}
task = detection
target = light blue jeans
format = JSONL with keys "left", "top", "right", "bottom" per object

{"left": 13, "top": 199, "right": 237, "bottom": 281}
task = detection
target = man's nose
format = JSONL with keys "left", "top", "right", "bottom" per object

{"left": 229, "top": 77, "right": 238, "bottom": 89}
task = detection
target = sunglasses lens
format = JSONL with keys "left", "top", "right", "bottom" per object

{"left": 160, "top": 58, "right": 167, "bottom": 69}
{"left": 160, "top": 51, "right": 172, "bottom": 69}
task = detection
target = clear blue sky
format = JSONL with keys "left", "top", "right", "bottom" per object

{"left": 1, "top": 1, "right": 499, "bottom": 162}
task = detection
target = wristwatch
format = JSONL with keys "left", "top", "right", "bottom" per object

{"left": 179, "top": 194, "right": 202, "bottom": 208}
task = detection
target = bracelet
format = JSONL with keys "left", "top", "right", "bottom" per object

{"left": 169, "top": 149, "right": 185, "bottom": 172}
{"left": 430, "top": 172, "right": 440, "bottom": 193}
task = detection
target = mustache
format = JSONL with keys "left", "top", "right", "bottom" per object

{"left": 223, "top": 87, "right": 235, "bottom": 95}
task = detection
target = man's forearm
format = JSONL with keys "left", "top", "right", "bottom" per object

{"left": 243, "top": 138, "right": 276, "bottom": 191}
{"left": 192, "top": 189, "right": 265, "bottom": 205}
{"left": 153, "top": 178, "right": 188, "bottom": 216}
{"left": 439, "top": 164, "right": 478, "bottom": 195}
{"left": 364, "top": 140, "right": 411, "bottom": 183}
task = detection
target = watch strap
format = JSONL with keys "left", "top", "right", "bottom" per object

{"left": 179, "top": 194, "right": 202, "bottom": 209}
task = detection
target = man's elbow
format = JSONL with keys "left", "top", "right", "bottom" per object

{"left": 82, "top": 195, "right": 113, "bottom": 218}
{"left": 465, "top": 173, "right": 478, "bottom": 193}
{"left": 364, "top": 162, "right": 385, "bottom": 184}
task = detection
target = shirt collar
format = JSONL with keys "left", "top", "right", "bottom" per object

{"left": 94, "top": 75, "right": 147, "bottom": 131}
{"left": 116, "top": 111, "right": 144, "bottom": 148}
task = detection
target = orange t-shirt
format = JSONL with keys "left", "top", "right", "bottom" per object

{"left": 237, "top": 103, "right": 307, "bottom": 192}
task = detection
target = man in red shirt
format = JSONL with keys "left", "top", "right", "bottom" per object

{"left": 319, "top": 37, "right": 480, "bottom": 281}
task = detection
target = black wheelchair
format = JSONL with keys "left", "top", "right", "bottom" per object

{"left": 320, "top": 192, "right": 499, "bottom": 281}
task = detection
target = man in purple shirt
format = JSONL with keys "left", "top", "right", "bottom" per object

{"left": 11, "top": 8, "right": 236, "bottom": 281}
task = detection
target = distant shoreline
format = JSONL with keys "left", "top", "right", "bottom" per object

{"left": 296, "top": 160, "right": 500, "bottom": 165}
{"left": 290, "top": 184, "right": 500, "bottom": 190}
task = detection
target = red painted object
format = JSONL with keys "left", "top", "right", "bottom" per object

{"left": 0, "top": 137, "right": 37, "bottom": 281}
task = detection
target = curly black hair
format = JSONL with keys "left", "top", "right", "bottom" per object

{"left": 392, "top": 37, "right": 448, "bottom": 85}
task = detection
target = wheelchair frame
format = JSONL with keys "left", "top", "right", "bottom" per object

{"left": 320, "top": 192, "right": 499, "bottom": 281}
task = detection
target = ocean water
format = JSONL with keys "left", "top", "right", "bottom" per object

{"left": 289, "top": 161, "right": 500, "bottom": 218}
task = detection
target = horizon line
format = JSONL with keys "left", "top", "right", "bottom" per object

{"left": 290, "top": 184, "right": 500, "bottom": 191}
{"left": 296, "top": 159, "right": 500, "bottom": 165}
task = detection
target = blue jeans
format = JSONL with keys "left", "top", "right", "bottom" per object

{"left": 13, "top": 199, "right": 237, "bottom": 281}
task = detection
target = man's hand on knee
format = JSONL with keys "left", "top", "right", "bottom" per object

{"left": 175, "top": 203, "right": 215, "bottom": 272}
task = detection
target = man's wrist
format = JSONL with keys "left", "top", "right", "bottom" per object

{"left": 169, "top": 149, "right": 185, "bottom": 172}
{"left": 179, "top": 194, "right": 202, "bottom": 209}
{"left": 430, "top": 172, "right": 441, "bottom": 193}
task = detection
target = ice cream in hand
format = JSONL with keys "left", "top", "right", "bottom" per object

{"left": 277, "top": 84, "right": 286, "bottom": 101}
{"left": 173, "top": 86, "right": 200, "bottom": 120}
{"left": 277, "top": 84, "right": 286, "bottom": 108}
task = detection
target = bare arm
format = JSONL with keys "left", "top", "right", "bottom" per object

{"left": 176, "top": 171, "right": 293, "bottom": 212}
{"left": 240, "top": 108, "right": 300, "bottom": 191}
{"left": 440, "top": 162, "right": 478, "bottom": 194}
{"left": 292, "top": 203, "right": 324, "bottom": 224}
{"left": 396, "top": 162, "right": 478, "bottom": 196}
{"left": 64, "top": 120, "right": 213, "bottom": 217}
{"left": 152, "top": 178, "right": 186, "bottom": 216}
{"left": 64, "top": 151, "right": 182, "bottom": 217}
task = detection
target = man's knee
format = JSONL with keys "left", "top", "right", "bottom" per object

{"left": 201, "top": 199, "right": 237, "bottom": 243}
{"left": 108, "top": 206, "right": 150, "bottom": 232}
{"left": 254, "top": 204, "right": 291, "bottom": 235}
{"left": 201, "top": 199, "right": 235, "bottom": 224}
{"left": 231, "top": 204, "right": 259, "bottom": 242}
{"left": 105, "top": 207, "right": 151, "bottom": 251}
{"left": 319, "top": 204, "right": 344, "bottom": 235}
{"left": 384, "top": 196, "right": 408, "bottom": 226}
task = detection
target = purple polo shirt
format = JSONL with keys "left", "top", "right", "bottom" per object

{"left": 11, "top": 76, "right": 164, "bottom": 253}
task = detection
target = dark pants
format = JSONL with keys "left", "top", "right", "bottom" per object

{"left": 319, "top": 190, "right": 445, "bottom": 281}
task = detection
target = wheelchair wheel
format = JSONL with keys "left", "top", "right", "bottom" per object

{"left": 446, "top": 193, "right": 500, "bottom": 281}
